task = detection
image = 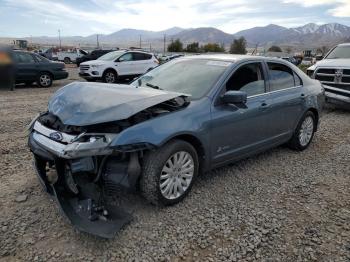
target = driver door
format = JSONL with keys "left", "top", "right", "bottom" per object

{"left": 210, "top": 61, "right": 274, "bottom": 166}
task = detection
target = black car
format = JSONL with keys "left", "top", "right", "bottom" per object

{"left": 76, "top": 49, "right": 114, "bottom": 66}
{"left": 14, "top": 51, "right": 68, "bottom": 87}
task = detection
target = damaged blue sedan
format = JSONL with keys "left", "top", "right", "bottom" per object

{"left": 28, "top": 55, "right": 325, "bottom": 238}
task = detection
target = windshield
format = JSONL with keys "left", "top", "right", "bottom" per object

{"left": 325, "top": 45, "right": 350, "bottom": 59}
{"left": 131, "top": 59, "right": 231, "bottom": 99}
{"left": 98, "top": 51, "right": 125, "bottom": 61}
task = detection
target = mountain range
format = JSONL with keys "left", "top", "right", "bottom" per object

{"left": 5, "top": 23, "right": 350, "bottom": 49}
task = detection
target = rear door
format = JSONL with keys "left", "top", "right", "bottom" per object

{"left": 133, "top": 52, "right": 153, "bottom": 74}
{"left": 14, "top": 52, "right": 38, "bottom": 82}
{"left": 265, "top": 61, "right": 305, "bottom": 140}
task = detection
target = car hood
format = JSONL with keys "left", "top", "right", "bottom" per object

{"left": 48, "top": 82, "right": 189, "bottom": 126}
{"left": 314, "top": 58, "right": 350, "bottom": 68}
{"left": 81, "top": 60, "right": 106, "bottom": 66}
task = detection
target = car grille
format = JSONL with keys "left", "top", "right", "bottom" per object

{"left": 80, "top": 65, "right": 90, "bottom": 71}
{"left": 315, "top": 68, "right": 350, "bottom": 92}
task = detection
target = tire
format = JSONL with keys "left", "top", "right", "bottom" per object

{"left": 103, "top": 70, "right": 118, "bottom": 83}
{"left": 37, "top": 73, "right": 53, "bottom": 88}
{"left": 288, "top": 111, "right": 316, "bottom": 151}
{"left": 140, "top": 139, "right": 199, "bottom": 206}
{"left": 64, "top": 57, "right": 71, "bottom": 64}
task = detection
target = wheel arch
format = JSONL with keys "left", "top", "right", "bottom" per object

{"left": 162, "top": 133, "right": 207, "bottom": 173}
{"left": 103, "top": 67, "right": 118, "bottom": 76}
{"left": 37, "top": 70, "right": 53, "bottom": 79}
{"left": 307, "top": 107, "right": 319, "bottom": 131}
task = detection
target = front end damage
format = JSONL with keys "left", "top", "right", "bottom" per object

{"left": 27, "top": 83, "right": 189, "bottom": 238}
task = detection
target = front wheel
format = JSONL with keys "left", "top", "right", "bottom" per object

{"left": 64, "top": 57, "right": 71, "bottom": 64}
{"left": 37, "top": 73, "right": 53, "bottom": 88}
{"left": 140, "top": 140, "right": 199, "bottom": 206}
{"left": 288, "top": 111, "right": 316, "bottom": 151}
{"left": 103, "top": 70, "right": 117, "bottom": 83}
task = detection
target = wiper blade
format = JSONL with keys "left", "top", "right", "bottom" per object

{"left": 146, "top": 83, "right": 162, "bottom": 90}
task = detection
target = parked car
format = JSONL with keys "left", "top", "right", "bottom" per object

{"left": 76, "top": 49, "right": 114, "bottom": 66}
{"left": 307, "top": 43, "right": 350, "bottom": 108}
{"left": 79, "top": 50, "right": 159, "bottom": 83}
{"left": 57, "top": 49, "right": 88, "bottom": 64}
{"left": 301, "top": 57, "right": 313, "bottom": 66}
{"left": 34, "top": 48, "right": 57, "bottom": 61}
{"left": 28, "top": 55, "right": 324, "bottom": 238}
{"left": 281, "top": 57, "right": 298, "bottom": 65}
{"left": 13, "top": 50, "right": 68, "bottom": 87}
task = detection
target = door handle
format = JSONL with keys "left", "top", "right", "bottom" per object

{"left": 260, "top": 102, "right": 269, "bottom": 108}
{"left": 301, "top": 93, "right": 306, "bottom": 99}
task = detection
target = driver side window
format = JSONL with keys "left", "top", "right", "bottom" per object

{"left": 226, "top": 62, "right": 266, "bottom": 97}
{"left": 119, "top": 53, "right": 133, "bottom": 62}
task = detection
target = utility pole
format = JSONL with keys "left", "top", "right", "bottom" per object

{"left": 139, "top": 35, "right": 142, "bottom": 49}
{"left": 163, "top": 34, "right": 166, "bottom": 53}
{"left": 96, "top": 34, "right": 99, "bottom": 49}
{"left": 58, "top": 29, "right": 61, "bottom": 49}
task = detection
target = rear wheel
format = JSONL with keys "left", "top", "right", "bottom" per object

{"left": 288, "top": 111, "right": 316, "bottom": 151}
{"left": 37, "top": 73, "right": 53, "bottom": 88}
{"left": 140, "top": 140, "right": 198, "bottom": 206}
{"left": 103, "top": 70, "right": 117, "bottom": 83}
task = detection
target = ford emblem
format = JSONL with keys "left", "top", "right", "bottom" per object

{"left": 49, "top": 132, "right": 63, "bottom": 142}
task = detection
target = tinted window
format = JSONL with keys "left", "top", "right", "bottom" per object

{"left": 119, "top": 53, "right": 133, "bottom": 61}
{"left": 226, "top": 62, "right": 265, "bottom": 97}
{"left": 325, "top": 45, "right": 350, "bottom": 59}
{"left": 15, "top": 52, "right": 35, "bottom": 63}
{"left": 267, "top": 62, "right": 295, "bottom": 91}
{"left": 132, "top": 59, "right": 230, "bottom": 99}
{"left": 133, "top": 52, "right": 152, "bottom": 60}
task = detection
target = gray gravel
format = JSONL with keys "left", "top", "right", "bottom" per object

{"left": 0, "top": 68, "right": 349, "bottom": 261}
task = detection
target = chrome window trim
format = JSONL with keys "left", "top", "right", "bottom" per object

{"left": 247, "top": 85, "right": 302, "bottom": 99}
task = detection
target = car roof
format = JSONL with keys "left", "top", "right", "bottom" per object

{"left": 337, "top": 43, "right": 350, "bottom": 47}
{"left": 180, "top": 54, "right": 287, "bottom": 63}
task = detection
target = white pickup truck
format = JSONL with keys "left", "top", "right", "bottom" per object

{"left": 57, "top": 49, "right": 88, "bottom": 64}
{"left": 307, "top": 43, "right": 350, "bottom": 108}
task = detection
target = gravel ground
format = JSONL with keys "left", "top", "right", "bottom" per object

{"left": 0, "top": 67, "right": 350, "bottom": 261}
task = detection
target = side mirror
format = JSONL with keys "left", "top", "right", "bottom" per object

{"left": 118, "top": 57, "right": 125, "bottom": 62}
{"left": 222, "top": 91, "right": 247, "bottom": 105}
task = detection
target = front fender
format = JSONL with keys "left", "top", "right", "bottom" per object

{"left": 109, "top": 98, "right": 212, "bottom": 151}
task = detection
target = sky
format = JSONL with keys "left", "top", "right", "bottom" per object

{"left": 0, "top": 0, "right": 350, "bottom": 37}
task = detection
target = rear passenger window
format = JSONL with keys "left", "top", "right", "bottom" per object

{"left": 226, "top": 62, "right": 266, "bottom": 97}
{"left": 133, "top": 53, "right": 152, "bottom": 60}
{"left": 15, "top": 53, "right": 35, "bottom": 63}
{"left": 267, "top": 62, "right": 295, "bottom": 91}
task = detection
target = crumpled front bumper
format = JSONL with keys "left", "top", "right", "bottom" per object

{"left": 32, "top": 156, "right": 132, "bottom": 238}
{"left": 28, "top": 121, "right": 135, "bottom": 238}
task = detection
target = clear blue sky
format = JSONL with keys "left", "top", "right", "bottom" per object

{"left": 1, "top": 0, "right": 350, "bottom": 37}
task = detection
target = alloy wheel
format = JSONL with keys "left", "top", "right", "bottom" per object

{"left": 105, "top": 72, "right": 115, "bottom": 83}
{"left": 299, "top": 116, "right": 314, "bottom": 146}
{"left": 160, "top": 151, "right": 194, "bottom": 200}
{"left": 39, "top": 74, "right": 51, "bottom": 87}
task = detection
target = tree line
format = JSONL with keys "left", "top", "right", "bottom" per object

{"left": 167, "top": 37, "right": 248, "bottom": 54}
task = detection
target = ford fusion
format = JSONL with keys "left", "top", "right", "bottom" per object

{"left": 28, "top": 55, "right": 325, "bottom": 238}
